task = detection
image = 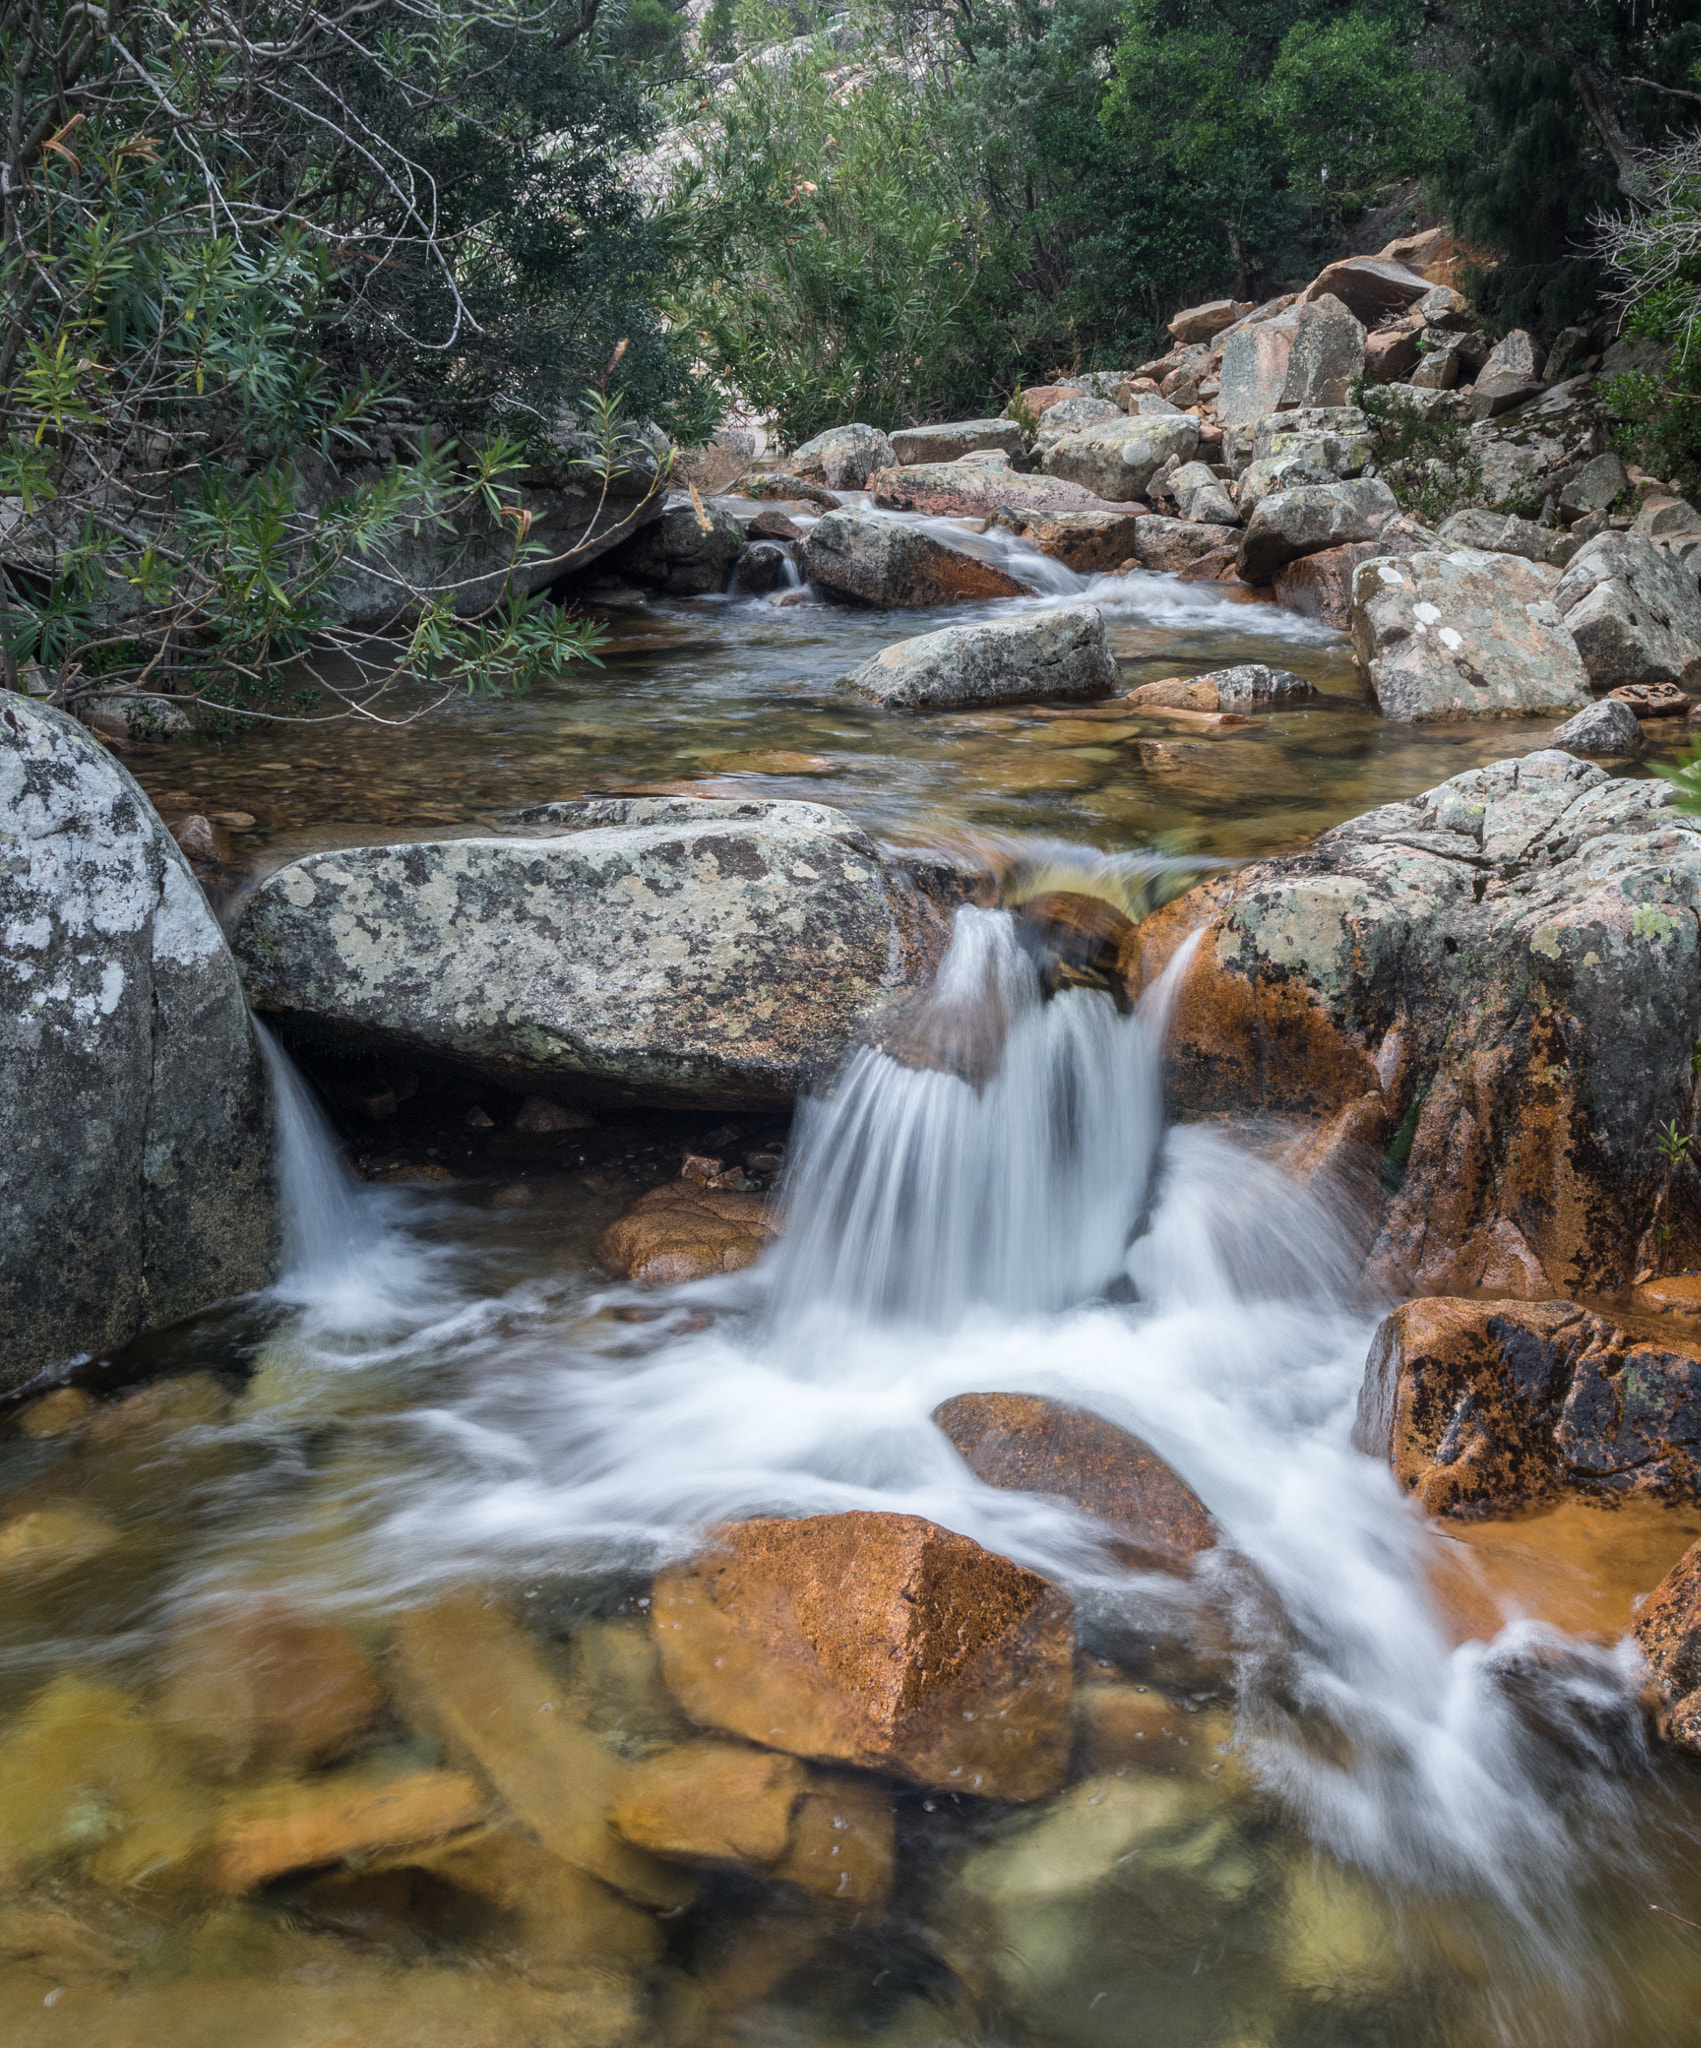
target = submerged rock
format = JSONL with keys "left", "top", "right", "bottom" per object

{"left": 598, "top": 1180, "right": 778, "bottom": 1283}
{"left": 1354, "top": 1296, "right": 1701, "bottom": 1516}
{"left": 0, "top": 698, "right": 274, "bottom": 1395}
{"left": 235, "top": 797, "right": 944, "bottom": 1112}
{"left": 209, "top": 1765, "right": 487, "bottom": 1893}
{"left": 847, "top": 606, "right": 1115, "bottom": 711}
{"left": 651, "top": 1511, "right": 1074, "bottom": 1800}
{"left": 1128, "top": 750, "right": 1701, "bottom": 1298}
{"left": 1350, "top": 548, "right": 1593, "bottom": 722}
{"left": 933, "top": 1392, "right": 1218, "bottom": 1572}
{"left": 798, "top": 510, "right": 1030, "bottom": 606}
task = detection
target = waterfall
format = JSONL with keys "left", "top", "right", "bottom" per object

{"left": 252, "top": 1017, "right": 382, "bottom": 1298}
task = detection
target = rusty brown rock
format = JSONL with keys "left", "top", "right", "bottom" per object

{"left": 933, "top": 1393, "right": 1217, "bottom": 1572}
{"left": 1632, "top": 1541, "right": 1701, "bottom": 1748}
{"left": 1127, "top": 677, "right": 1223, "bottom": 712}
{"left": 771, "top": 1771, "right": 894, "bottom": 1906}
{"left": 610, "top": 1740, "right": 807, "bottom": 1866}
{"left": 1354, "top": 1296, "right": 1701, "bottom": 1517}
{"left": 210, "top": 1767, "right": 486, "bottom": 1892}
{"left": 867, "top": 464, "right": 1139, "bottom": 521}
{"left": 1003, "top": 384, "right": 1086, "bottom": 417}
{"left": 1273, "top": 540, "right": 1392, "bottom": 629}
{"left": 1004, "top": 509, "right": 1146, "bottom": 572}
{"left": 597, "top": 1181, "right": 779, "bottom": 1284}
{"left": 651, "top": 1512, "right": 1074, "bottom": 1801}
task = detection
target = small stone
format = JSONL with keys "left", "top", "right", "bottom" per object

{"left": 679, "top": 1153, "right": 724, "bottom": 1183}
{"left": 463, "top": 1106, "right": 495, "bottom": 1128}
{"left": 1608, "top": 679, "right": 1692, "bottom": 717}
{"left": 169, "top": 814, "right": 234, "bottom": 865}
{"left": 14, "top": 1387, "right": 93, "bottom": 1438}
{"left": 598, "top": 1181, "right": 779, "bottom": 1284}
{"left": 747, "top": 508, "right": 804, "bottom": 542}
{"left": 208, "top": 811, "right": 257, "bottom": 831}
{"left": 514, "top": 1095, "right": 596, "bottom": 1134}
{"left": 0, "top": 1503, "right": 121, "bottom": 1578}
{"left": 209, "top": 1765, "right": 487, "bottom": 1892}
{"left": 611, "top": 1740, "right": 808, "bottom": 1866}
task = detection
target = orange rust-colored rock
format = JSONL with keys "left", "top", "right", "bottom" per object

{"left": 1354, "top": 1297, "right": 1701, "bottom": 1518}
{"left": 1004, "top": 384, "right": 1086, "bottom": 417}
{"left": 1272, "top": 541, "right": 1391, "bottom": 629}
{"left": 1126, "top": 677, "right": 1223, "bottom": 712}
{"left": 155, "top": 1597, "right": 384, "bottom": 1777}
{"left": 598, "top": 1180, "right": 779, "bottom": 1284}
{"left": 771, "top": 1771, "right": 895, "bottom": 1906}
{"left": 1632, "top": 1540, "right": 1701, "bottom": 1749}
{"left": 651, "top": 1512, "right": 1074, "bottom": 1801}
{"left": 1636, "top": 1275, "right": 1701, "bottom": 1318}
{"left": 611, "top": 1740, "right": 807, "bottom": 1866}
{"left": 210, "top": 1767, "right": 486, "bottom": 1892}
{"left": 932, "top": 1393, "right": 1217, "bottom": 1572}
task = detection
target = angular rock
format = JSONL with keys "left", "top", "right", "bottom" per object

{"left": 1551, "top": 697, "right": 1644, "bottom": 757}
{"left": 933, "top": 1393, "right": 1217, "bottom": 1572}
{"left": 1554, "top": 531, "right": 1701, "bottom": 690}
{"left": 798, "top": 510, "right": 1029, "bottom": 606}
{"left": 235, "top": 797, "right": 943, "bottom": 1112}
{"left": 1480, "top": 330, "right": 1543, "bottom": 382}
{"left": 1217, "top": 316, "right": 1298, "bottom": 428}
{"left": 602, "top": 501, "right": 744, "bottom": 595}
{"left": 1633, "top": 1543, "right": 1701, "bottom": 1749}
{"left": 1351, "top": 548, "right": 1592, "bottom": 722}
{"left": 598, "top": 1180, "right": 778, "bottom": 1283}
{"left": 1364, "top": 326, "right": 1422, "bottom": 382}
{"left": 1634, "top": 495, "right": 1701, "bottom": 545}
{"left": 890, "top": 420, "right": 1027, "bottom": 466}
{"left": 1470, "top": 374, "right": 1545, "bottom": 422}
{"left": 650, "top": 1511, "right": 1074, "bottom": 1800}
{"left": 869, "top": 462, "right": 1135, "bottom": 521}
{"left": 1410, "top": 343, "right": 1462, "bottom": 390}
{"left": 1354, "top": 1296, "right": 1701, "bottom": 1516}
{"left": 1137, "top": 750, "right": 1701, "bottom": 1298}
{"left": 1032, "top": 396, "right": 1124, "bottom": 448}
{"left": 1273, "top": 536, "right": 1410, "bottom": 629}
{"left": 1041, "top": 413, "right": 1199, "bottom": 502}
{"left": 1168, "top": 298, "right": 1244, "bottom": 344}
{"left": 1435, "top": 509, "right": 1561, "bottom": 564}
{"left": 1199, "top": 664, "right": 1318, "bottom": 709}
{"left": 1004, "top": 383, "right": 1085, "bottom": 418}
{"left": 1253, "top": 407, "right": 1372, "bottom": 479}
{"left": 1238, "top": 478, "right": 1400, "bottom": 584}
{"left": 782, "top": 424, "right": 896, "bottom": 491}
{"left": 1278, "top": 294, "right": 1365, "bottom": 411}
{"left": 1, "top": 698, "right": 274, "bottom": 1395}
{"left": 394, "top": 1592, "right": 697, "bottom": 1907}
{"left": 745, "top": 509, "right": 805, "bottom": 541}
{"left": 1234, "top": 455, "right": 1333, "bottom": 517}
{"left": 611, "top": 1741, "right": 807, "bottom": 1867}
{"left": 1003, "top": 508, "right": 1144, "bottom": 573}
{"left": 1303, "top": 257, "right": 1431, "bottom": 327}
{"left": 1559, "top": 453, "right": 1629, "bottom": 520}
{"left": 847, "top": 605, "right": 1115, "bottom": 712}
{"left": 210, "top": 1767, "right": 487, "bottom": 1893}
{"left": 1133, "top": 516, "right": 1244, "bottom": 573}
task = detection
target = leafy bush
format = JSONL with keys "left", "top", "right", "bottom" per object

{"left": 1353, "top": 380, "right": 1484, "bottom": 526}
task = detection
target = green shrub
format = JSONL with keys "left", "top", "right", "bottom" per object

{"left": 1353, "top": 381, "right": 1484, "bottom": 527}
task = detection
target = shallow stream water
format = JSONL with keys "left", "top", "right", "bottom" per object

{"left": 9, "top": 514, "right": 1701, "bottom": 2046}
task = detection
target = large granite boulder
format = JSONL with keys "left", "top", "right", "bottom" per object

{"left": 1278, "top": 294, "right": 1365, "bottom": 410}
{"left": 869, "top": 463, "right": 1137, "bottom": 520}
{"left": 999, "top": 508, "right": 1144, "bottom": 572}
{"left": 1354, "top": 1297, "right": 1701, "bottom": 1517}
{"left": 1031, "top": 396, "right": 1125, "bottom": 449}
{"left": 1634, "top": 1542, "right": 1701, "bottom": 1750}
{"left": 1133, "top": 516, "right": 1244, "bottom": 572}
{"left": 1551, "top": 697, "right": 1644, "bottom": 758}
{"left": 1553, "top": 531, "right": 1701, "bottom": 691}
{"left": 1041, "top": 413, "right": 1199, "bottom": 502}
{"left": 1124, "top": 751, "right": 1701, "bottom": 1298}
{"left": 1302, "top": 257, "right": 1430, "bottom": 326}
{"left": 1252, "top": 407, "right": 1372, "bottom": 479}
{"left": 1350, "top": 548, "right": 1593, "bottom": 722}
{"left": 847, "top": 606, "right": 1115, "bottom": 711}
{"left": 889, "top": 420, "right": 1027, "bottom": 466}
{"left": 600, "top": 500, "right": 745, "bottom": 595}
{"left": 1434, "top": 509, "right": 1563, "bottom": 565}
{"left": 798, "top": 510, "right": 1030, "bottom": 606}
{"left": 1, "top": 698, "right": 274, "bottom": 1392}
{"left": 234, "top": 797, "right": 946, "bottom": 1111}
{"left": 781, "top": 423, "right": 896, "bottom": 491}
{"left": 1237, "top": 478, "right": 1400, "bottom": 584}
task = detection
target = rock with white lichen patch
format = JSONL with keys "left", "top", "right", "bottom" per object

{"left": 233, "top": 797, "right": 949, "bottom": 1110}
{"left": 1, "top": 697, "right": 274, "bottom": 1393}
{"left": 1350, "top": 548, "right": 1594, "bottom": 722}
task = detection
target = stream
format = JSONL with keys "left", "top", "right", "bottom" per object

{"left": 8, "top": 512, "right": 1701, "bottom": 2045}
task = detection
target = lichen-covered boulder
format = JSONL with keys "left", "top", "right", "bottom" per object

{"left": 234, "top": 797, "right": 946, "bottom": 1111}
{"left": 1041, "top": 412, "right": 1199, "bottom": 502}
{"left": 847, "top": 606, "right": 1115, "bottom": 711}
{"left": 868, "top": 463, "right": 1135, "bottom": 521}
{"left": 1122, "top": 750, "right": 1701, "bottom": 1299}
{"left": 781, "top": 423, "right": 897, "bottom": 491}
{"left": 1238, "top": 478, "right": 1400, "bottom": 584}
{"left": 1350, "top": 548, "right": 1594, "bottom": 722}
{"left": 798, "top": 510, "right": 1030, "bottom": 606}
{"left": 1633, "top": 1542, "right": 1701, "bottom": 1750}
{"left": 1, "top": 698, "right": 273, "bottom": 1392}
{"left": 889, "top": 419, "right": 1028, "bottom": 466}
{"left": 1354, "top": 1297, "right": 1701, "bottom": 1516}
{"left": 1551, "top": 697, "right": 1644, "bottom": 758}
{"left": 1553, "top": 530, "right": 1701, "bottom": 691}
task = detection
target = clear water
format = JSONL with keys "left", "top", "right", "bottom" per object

{"left": 8, "top": 527, "right": 1701, "bottom": 2046}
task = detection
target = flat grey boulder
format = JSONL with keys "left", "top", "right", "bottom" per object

{"left": 1351, "top": 548, "right": 1593, "bottom": 722}
{"left": 1238, "top": 477, "right": 1400, "bottom": 584}
{"left": 602, "top": 500, "right": 745, "bottom": 595}
{"left": 1252, "top": 407, "right": 1371, "bottom": 479}
{"left": 1436, "top": 509, "right": 1561, "bottom": 565}
{"left": 234, "top": 798, "right": 946, "bottom": 1111}
{"left": 1, "top": 699, "right": 273, "bottom": 1392}
{"left": 869, "top": 463, "right": 1139, "bottom": 521}
{"left": 1031, "top": 397, "right": 1124, "bottom": 450}
{"left": 847, "top": 606, "right": 1115, "bottom": 711}
{"left": 1554, "top": 531, "right": 1701, "bottom": 691}
{"left": 890, "top": 420, "right": 1027, "bottom": 466}
{"left": 1041, "top": 413, "right": 1199, "bottom": 502}
{"left": 1132, "top": 517, "right": 1241, "bottom": 572}
{"left": 799, "top": 511, "right": 1031, "bottom": 607}
{"left": 781, "top": 423, "right": 897, "bottom": 491}
{"left": 1551, "top": 697, "right": 1644, "bottom": 757}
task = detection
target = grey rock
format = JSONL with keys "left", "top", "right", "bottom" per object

{"left": 234, "top": 798, "right": 944, "bottom": 1112}
{"left": 1601, "top": 334, "right": 1673, "bottom": 378}
{"left": 1470, "top": 373, "right": 1545, "bottom": 422}
{"left": 1554, "top": 531, "right": 1701, "bottom": 690}
{"left": 1234, "top": 456, "right": 1333, "bottom": 517}
{"left": 1559, "top": 452, "right": 1630, "bottom": 520}
{"left": 1410, "top": 286, "right": 1477, "bottom": 332}
{"left": 1040, "top": 413, "right": 1199, "bottom": 501}
{"left": 847, "top": 606, "right": 1115, "bottom": 711}
{"left": 1237, "top": 477, "right": 1401, "bottom": 584}
{"left": 732, "top": 540, "right": 791, "bottom": 593}
{"left": 1032, "top": 396, "right": 1124, "bottom": 450}
{"left": 1253, "top": 406, "right": 1372, "bottom": 479}
{"left": 1551, "top": 697, "right": 1644, "bottom": 757}
{"left": 1198, "top": 664, "right": 1318, "bottom": 709}
{"left": 1480, "top": 330, "right": 1544, "bottom": 382}
{"left": 1, "top": 698, "right": 274, "bottom": 1393}
{"left": 1217, "top": 316, "right": 1299, "bottom": 427}
{"left": 82, "top": 692, "right": 197, "bottom": 740}
{"left": 1278, "top": 294, "right": 1365, "bottom": 410}
{"left": 1351, "top": 548, "right": 1593, "bottom": 721}
{"left": 1410, "top": 343, "right": 1461, "bottom": 391}
{"left": 782, "top": 423, "right": 897, "bottom": 491}
{"left": 1133, "top": 517, "right": 1242, "bottom": 572}
{"left": 1634, "top": 496, "right": 1701, "bottom": 543}
{"left": 1185, "top": 482, "right": 1239, "bottom": 525}
{"left": 1544, "top": 328, "right": 1593, "bottom": 383}
{"left": 890, "top": 420, "right": 1028, "bottom": 466}
{"left": 1436, "top": 509, "right": 1562, "bottom": 564}
{"left": 798, "top": 511, "right": 1030, "bottom": 607}
{"left": 603, "top": 500, "right": 745, "bottom": 595}
{"left": 1303, "top": 257, "right": 1430, "bottom": 326}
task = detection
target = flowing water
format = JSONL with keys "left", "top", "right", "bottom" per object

{"left": 9, "top": 514, "right": 1701, "bottom": 2045}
